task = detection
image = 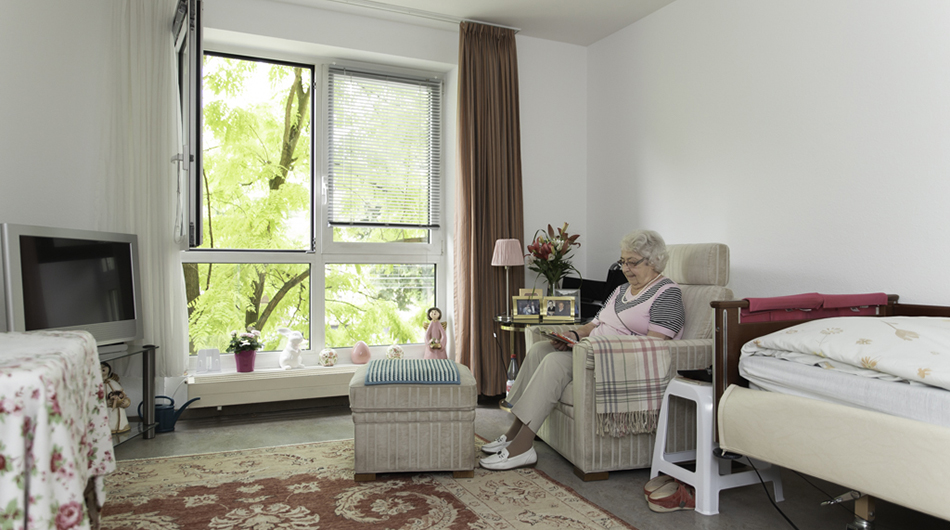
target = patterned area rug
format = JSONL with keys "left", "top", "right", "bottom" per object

{"left": 101, "top": 439, "right": 637, "bottom": 529}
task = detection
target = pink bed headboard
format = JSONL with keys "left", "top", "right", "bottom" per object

{"left": 740, "top": 292, "right": 889, "bottom": 322}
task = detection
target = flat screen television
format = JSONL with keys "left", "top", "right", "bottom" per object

{"left": 0, "top": 223, "right": 143, "bottom": 346}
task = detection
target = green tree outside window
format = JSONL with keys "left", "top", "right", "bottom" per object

{"left": 184, "top": 55, "right": 439, "bottom": 355}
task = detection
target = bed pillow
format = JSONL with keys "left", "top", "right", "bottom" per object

{"left": 741, "top": 316, "right": 950, "bottom": 391}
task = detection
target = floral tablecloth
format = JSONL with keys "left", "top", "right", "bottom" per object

{"left": 0, "top": 331, "right": 116, "bottom": 530}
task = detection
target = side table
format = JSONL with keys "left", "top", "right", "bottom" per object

{"left": 493, "top": 315, "right": 588, "bottom": 363}
{"left": 493, "top": 315, "right": 587, "bottom": 410}
{"left": 100, "top": 344, "right": 158, "bottom": 445}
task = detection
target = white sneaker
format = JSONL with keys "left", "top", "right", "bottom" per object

{"left": 481, "top": 435, "right": 511, "bottom": 454}
{"left": 479, "top": 447, "right": 538, "bottom": 470}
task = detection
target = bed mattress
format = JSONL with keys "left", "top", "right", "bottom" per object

{"left": 739, "top": 356, "right": 950, "bottom": 429}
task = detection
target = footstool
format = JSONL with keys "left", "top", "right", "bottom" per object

{"left": 348, "top": 359, "right": 477, "bottom": 481}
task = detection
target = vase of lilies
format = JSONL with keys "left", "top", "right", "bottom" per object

{"left": 526, "top": 223, "right": 581, "bottom": 295}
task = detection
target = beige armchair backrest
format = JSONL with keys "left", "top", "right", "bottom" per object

{"left": 663, "top": 243, "right": 732, "bottom": 340}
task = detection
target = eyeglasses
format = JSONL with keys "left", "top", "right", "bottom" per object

{"left": 616, "top": 257, "right": 647, "bottom": 268}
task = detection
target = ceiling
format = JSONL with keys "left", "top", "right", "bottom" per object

{"left": 275, "top": 0, "right": 679, "bottom": 46}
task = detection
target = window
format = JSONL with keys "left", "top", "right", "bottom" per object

{"left": 326, "top": 67, "right": 442, "bottom": 245}
{"left": 324, "top": 263, "right": 435, "bottom": 348}
{"left": 199, "top": 55, "right": 313, "bottom": 252}
{"left": 183, "top": 53, "right": 443, "bottom": 356}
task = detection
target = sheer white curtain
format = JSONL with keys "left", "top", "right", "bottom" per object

{"left": 98, "top": 0, "right": 188, "bottom": 377}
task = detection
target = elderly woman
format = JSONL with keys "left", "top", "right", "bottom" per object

{"left": 481, "top": 229, "right": 685, "bottom": 470}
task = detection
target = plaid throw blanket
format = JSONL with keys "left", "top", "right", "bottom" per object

{"left": 365, "top": 358, "right": 460, "bottom": 385}
{"left": 587, "top": 336, "right": 672, "bottom": 437}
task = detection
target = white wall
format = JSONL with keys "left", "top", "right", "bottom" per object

{"left": 203, "top": 0, "right": 458, "bottom": 69}
{"left": 517, "top": 36, "right": 590, "bottom": 281}
{"left": 0, "top": 0, "right": 113, "bottom": 229}
{"left": 588, "top": 0, "right": 950, "bottom": 303}
{"left": 1, "top": 0, "right": 590, "bottom": 293}
{"left": 205, "top": 0, "right": 592, "bottom": 289}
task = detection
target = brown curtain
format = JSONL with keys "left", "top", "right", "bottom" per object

{"left": 454, "top": 22, "right": 525, "bottom": 396}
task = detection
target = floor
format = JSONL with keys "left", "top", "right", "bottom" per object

{"left": 115, "top": 396, "right": 949, "bottom": 530}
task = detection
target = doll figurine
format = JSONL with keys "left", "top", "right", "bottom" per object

{"left": 424, "top": 307, "right": 447, "bottom": 360}
{"left": 101, "top": 362, "right": 131, "bottom": 434}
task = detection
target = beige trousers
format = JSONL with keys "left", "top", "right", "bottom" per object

{"left": 507, "top": 339, "right": 573, "bottom": 432}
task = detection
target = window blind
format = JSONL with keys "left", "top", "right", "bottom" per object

{"left": 327, "top": 67, "right": 442, "bottom": 229}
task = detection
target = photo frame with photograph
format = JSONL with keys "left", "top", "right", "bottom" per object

{"left": 554, "top": 288, "right": 581, "bottom": 318}
{"left": 519, "top": 288, "right": 544, "bottom": 298}
{"left": 543, "top": 296, "right": 575, "bottom": 321}
{"left": 512, "top": 296, "right": 543, "bottom": 320}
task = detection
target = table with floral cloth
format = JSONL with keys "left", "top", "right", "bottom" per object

{"left": 0, "top": 331, "right": 116, "bottom": 530}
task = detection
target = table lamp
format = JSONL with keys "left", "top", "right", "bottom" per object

{"left": 491, "top": 238, "right": 524, "bottom": 320}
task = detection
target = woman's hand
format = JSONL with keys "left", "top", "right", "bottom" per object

{"left": 549, "top": 323, "right": 594, "bottom": 351}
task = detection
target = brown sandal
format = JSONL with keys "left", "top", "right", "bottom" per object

{"left": 643, "top": 474, "right": 677, "bottom": 500}
{"left": 647, "top": 481, "right": 696, "bottom": 512}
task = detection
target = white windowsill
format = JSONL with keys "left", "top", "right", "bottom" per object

{"left": 186, "top": 343, "right": 430, "bottom": 378}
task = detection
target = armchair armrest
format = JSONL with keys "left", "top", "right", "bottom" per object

{"left": 528, "top": 331, "right": 716, "bottom": 477}
{"left": 572, "top": 337, "right": 714, "bottom": 459}
{"left": 524, "top": 323, "right": 581, "bottom": 351}
{"left": 581, "top": 338, "right": 714, "bottom": 371}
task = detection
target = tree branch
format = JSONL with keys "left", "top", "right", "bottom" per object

{"left": 271, "top": 68, "right": 310, "bottom": 190}
{"left": 257, "top": 268, "right": 311, "bottom": 331}
{"left": 245, "top": 268, "right": 267, "bottom": 330}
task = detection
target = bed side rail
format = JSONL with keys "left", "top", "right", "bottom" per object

{"left": 891, "top": 302, "right": 950, "bottom": 317}
{"left": 710, "top": 293, "right": 899, "bottom": 442}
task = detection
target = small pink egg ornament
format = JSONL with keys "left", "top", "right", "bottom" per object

{"left": 351, "top": 341, "right": 371, "bottom": 364}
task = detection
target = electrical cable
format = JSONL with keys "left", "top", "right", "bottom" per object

{"left": 492, "top": 330, "right": 513, "bottom": 397}
{"left": 170, "top": 378, "right": 188, "bottom": 401}
{"left": 492, "top": 331, "right": 507, "bottom": 368}
{"left": 727, "top": 455, "right": 894, "bottom": 530}
{"left": 793, "top": 471, "right": 860, "bottom": 516}
{"left": 746, "top": 459, "right": 800, "bottom": 530}
{"left": 792, "top": 471, "right": 893, "bottom": 530}
{"left": 727, "top": 453, "right": 895, "bottom": 530}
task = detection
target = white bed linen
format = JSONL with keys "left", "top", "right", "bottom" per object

{"left": 740, "top": 316, "right": 950, "bottom": 390}
{"left": 739, "top": 355, "right": 950, "bottom": 429}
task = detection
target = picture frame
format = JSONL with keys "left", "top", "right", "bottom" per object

{"left": 543, "top": 296, "right": 575, "bottom": 321}
{"left": 519, "top": 288, "right": 544, "bottom": 298}
{"left": 512, "top": 296, "right": 543, "bottom": 320}
{"left": 554, "top": 288, "right": 581, "bottom": 318}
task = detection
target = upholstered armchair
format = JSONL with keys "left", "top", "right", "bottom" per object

{"left": 525, "top": 243, "right": 732, "bottom": 481}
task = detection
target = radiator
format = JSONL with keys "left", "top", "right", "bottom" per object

{"left": 187, "top": 365, "right": 360, "bottom": 408}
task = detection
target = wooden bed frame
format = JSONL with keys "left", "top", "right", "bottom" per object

{"left": 709, "top": 295, "right": 950, "bottom": 428}
{"left": 709, "top": 295, "right": 950, "bottom": 525}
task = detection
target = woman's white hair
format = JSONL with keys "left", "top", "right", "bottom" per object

{"left": 620, "top": 230, "right": 669, "bottom": 273}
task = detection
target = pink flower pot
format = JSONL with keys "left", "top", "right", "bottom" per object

{"left": 235, "top": 350, "right": 257, "bottom": 372}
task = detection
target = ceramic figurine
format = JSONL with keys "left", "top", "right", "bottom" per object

{"left": 386, "top": 344, "right": 404, "bottom": 359}
{"left": 352, "top": 341, "right": 371, "bottom": 364}
{"left": 101, "top": 362, "right": 131, "bottom": 434}
{"left": 277, "top": 327, "right": 307, "bottom": 370}
{"left": 319, "top": 348, "right": 338, "bottom": 367}
{"left": 424, "top": 307, "right": 447, "bottom": 360}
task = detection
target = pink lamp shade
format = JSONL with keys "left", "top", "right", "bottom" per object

{"left": 492, "top": 238, "right": 523, "bottom": 321}
{"left": 491, "top": 239, "right": 524, "bottom": 267}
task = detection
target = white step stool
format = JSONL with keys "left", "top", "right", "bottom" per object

{"left": 650, "top": 376, "right": 783, "bottom": 515}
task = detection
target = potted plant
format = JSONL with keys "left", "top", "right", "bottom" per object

{"left": 227, "top": 329, "right": 263, "bottom": 373}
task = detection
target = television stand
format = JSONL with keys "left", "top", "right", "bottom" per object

{"left": 99, "top": 342, "right": 130, "bottom": 355}
{"left": 100, "top": 344, "right": 158, "bottom": 445}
